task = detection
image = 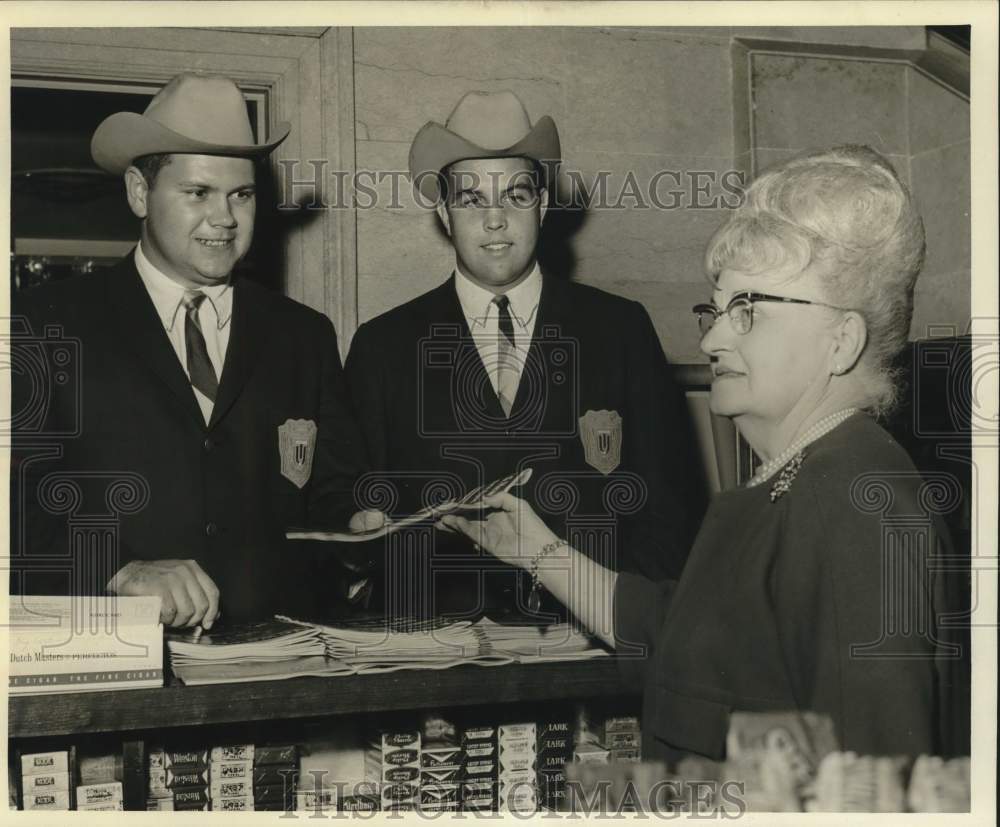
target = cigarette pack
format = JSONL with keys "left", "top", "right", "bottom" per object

{"left": 499, "top": 783, "right": 538, "bottom": 812}
{"left": 462, "top": 726, "right": 495, "bottom": 743}
{"left": 210, "top": 779, "right": 252, "bottom": 799}
{"left": 573, "top": 743, "right": 610, "bottom": 764}
{"left": 254, "top": 744, "right": 298, "bottom": 766}
{"left": 24, "top": 790, "right": 70, "bottom": 810}
{"left": 171, "top": 786, "right": 209, "bottom": 806}
{"left": 422, "top": 743, "right": 461, "bottom": 769}
{"left": 173, "top": 800, "right": 209, "bottom": 811}
{"left": 340, "top": 792, "right": 379, "bottom": 812}
{"left": 500, "top": 751, "right": 536, "bottom": 775}
{"left": 253, "top": 783, "right": 295, "bottom": 804}
{"left": 294, "top": 787, "right": 338, "bottom": 812}
{"left": 211, "top": 745, "right": 254, "bottom": 763}
{"left": 420, "top": 783, "right": 460, "bottom": 810}
{"left": 77, "top": 801, "right": 124, "bottom": 811}
{"left": 381, "top": 781, "right": 419, "bottom": 806}
{"left": 164, "top": 749, "right": 209, "bottom": 769}
{"left": 75, "top": 781, "right": 123, "bottom": 806}
{"left": 464, "top": 757, "right": 496, "bottom": 778}
{"left": 214, "top": 795, "right": 256, "bottom": 811}
{"left": 499, "top": 723, "right": 536, "bottom": 741}
{"left": 255, "top": 799, "right": 294, "bottom": 811}
{"left": 253, "top": 766, "right": 299, "bottom": 787}
{"left": 165, "top": 767, "right": 209, "bottom": 787}
{"left": 146, "top": 797, "right": 174, "bottom": 811}
{"left": 212, "top": 759, "right": 253, "bottom": 780}
{"left": 605, "top": 731, "right": 641, "bottom": 750}
{"left": 610, "top": 747, "right": 641, "bottom": 763}
{"left": 20, "top": 752, "right": 69, "bottom": 776}
{"left": 422, "top": 766, "right": 461, "bottom": 784}
{"left": 79, "top": 754, "right": 124, "bottom": 785}
{"left": 22, "top": 773, "right": 70, "bottom": 793}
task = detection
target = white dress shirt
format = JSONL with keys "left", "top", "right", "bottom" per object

{"left": 454, "top": 263, "right": 542, "bottom": 400}
{"left": 134, "top": 244, "right": 233, "bottom": 424}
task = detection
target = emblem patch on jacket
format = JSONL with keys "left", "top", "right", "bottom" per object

{"left": 278, "top": 418, "right": 317, "bottom": 489}
{"left": 579, "top": 409, "right": 622, "bottom": 475}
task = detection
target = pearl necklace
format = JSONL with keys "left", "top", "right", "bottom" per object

{"left": 747, "top": 408, "right": 859, "bottom": 489}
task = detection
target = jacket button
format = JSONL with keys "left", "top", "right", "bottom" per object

{"left": 205, "top": 522, "right": 218, "bottom": 537}
{"left": 203, "top": 438, "right": 214, "bottom": 452}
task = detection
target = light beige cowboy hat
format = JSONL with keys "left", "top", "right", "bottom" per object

{"left": 91, "top": 73, "right": 291, "bottom": 175}
{"left": 409, "top": 90, "right": 561, "bottom": 203}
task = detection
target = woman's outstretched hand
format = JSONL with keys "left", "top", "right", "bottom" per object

{"left": 439, "top": 493, "right": 560, "bottom": 570}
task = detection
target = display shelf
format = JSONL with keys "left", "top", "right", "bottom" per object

{"left": 9, "top": 659, "right": 633, "bottom": 739}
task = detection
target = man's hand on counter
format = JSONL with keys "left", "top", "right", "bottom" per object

{"left": 107, "top": 559, "right": 221, "bottom": 629}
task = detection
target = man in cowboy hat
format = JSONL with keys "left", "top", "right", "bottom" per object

{"left": 343, "top": 90, "right": 702, "bottom": 619}
{"left": 10, "top": 73, "right": 380, "bottom": 627}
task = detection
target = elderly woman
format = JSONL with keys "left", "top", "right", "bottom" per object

{"left": 442, "top": 145, "right": 968, "bottom": 762}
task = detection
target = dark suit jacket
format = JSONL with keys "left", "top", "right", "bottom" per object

{"left": 9, "top": 256, "right": 368, "bottom": 622}
{"left": 344, "top": 275, "right": 704, "bottom": 619}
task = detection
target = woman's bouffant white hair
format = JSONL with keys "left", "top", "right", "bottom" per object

{"left": 704, "top": 144, "right": 925, "bottom": 415}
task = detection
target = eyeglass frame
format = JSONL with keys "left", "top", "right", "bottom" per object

{"left": 692, "top": 290, "right": 850, "bottom": 337}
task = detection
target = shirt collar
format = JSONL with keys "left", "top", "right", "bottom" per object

{"left": 135, "top": 243, "right": 234, "bottom": 332}
{"left": 454, "top": 262, "right": 542, "bottom": 330}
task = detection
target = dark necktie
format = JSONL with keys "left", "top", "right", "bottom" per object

{"left": 492, "top": 295, "right": 517, "bottom": 416}
{"left": 182, "top": 291, "right": 218, "bottom": 401}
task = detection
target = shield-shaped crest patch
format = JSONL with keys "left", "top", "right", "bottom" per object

{"left": 579, "top": 409, "right": 622, "bottom": 475}
{"left": 278, "top": 418, "right": 317, "bottom": 489}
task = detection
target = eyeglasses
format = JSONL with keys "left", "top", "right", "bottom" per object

{"left": 692, "top": 291, "right": 848, "bottom": 337}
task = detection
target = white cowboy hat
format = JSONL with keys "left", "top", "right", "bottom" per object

{"left": 91, "top": 73, "right": 290, "bottom": 175}
{"left": 408, "top": 90, "right": 560, "bottom": 203}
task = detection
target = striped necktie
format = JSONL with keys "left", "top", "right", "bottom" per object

{"left": 493, "top": 294, "right": 518, "bottom": 417}
{"left": 182, "top": 291, "right": 219, "bottom": 402}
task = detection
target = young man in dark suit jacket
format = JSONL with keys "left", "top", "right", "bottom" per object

{"left": 9, "top": 74, "right": 381, "bottom": 627}
{"left": 344, "top": 91, "right": 703, "bottom": 620}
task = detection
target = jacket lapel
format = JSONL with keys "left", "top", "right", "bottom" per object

{"left": 510, "top": 273, "right": 569, "bottom": 423}
{"left": 209, "top": 278, "right": 273, "bottom": 429}
{"left": 106, "top": 256, "right": 205, "bottom": 428}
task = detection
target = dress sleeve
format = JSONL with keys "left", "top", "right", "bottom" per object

{"left": 613, "top": 571, "right": 678, "bottom": 687}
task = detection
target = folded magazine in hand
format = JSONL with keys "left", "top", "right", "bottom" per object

{"left": 286, "top": 468, "right": 532, "bottom": 543}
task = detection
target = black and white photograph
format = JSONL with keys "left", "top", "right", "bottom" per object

{"left": 3, "top": 2, "right": 996, "bottom": 821}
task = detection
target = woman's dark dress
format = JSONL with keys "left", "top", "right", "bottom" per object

{"left": 614, "top": 414, "right": 969, "bottom": 762}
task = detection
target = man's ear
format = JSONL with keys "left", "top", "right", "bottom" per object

{"left": 436, "top": 201, "right": 452, "bottom": 237}
{"left": 829, "top": 310, "right": 868, "bottom": 376}
{"left": 124, "top": 167, "right": 150, "bottom": 219}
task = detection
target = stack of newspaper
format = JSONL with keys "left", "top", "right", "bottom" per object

{"left": 166, "top": 620, "right": 354, "bottom": 686}
{"left": 277, "top": 616, "right": 514, "bottom": 673}
{"left": 278, "top": 615, "right": 609, "bottom": 674}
